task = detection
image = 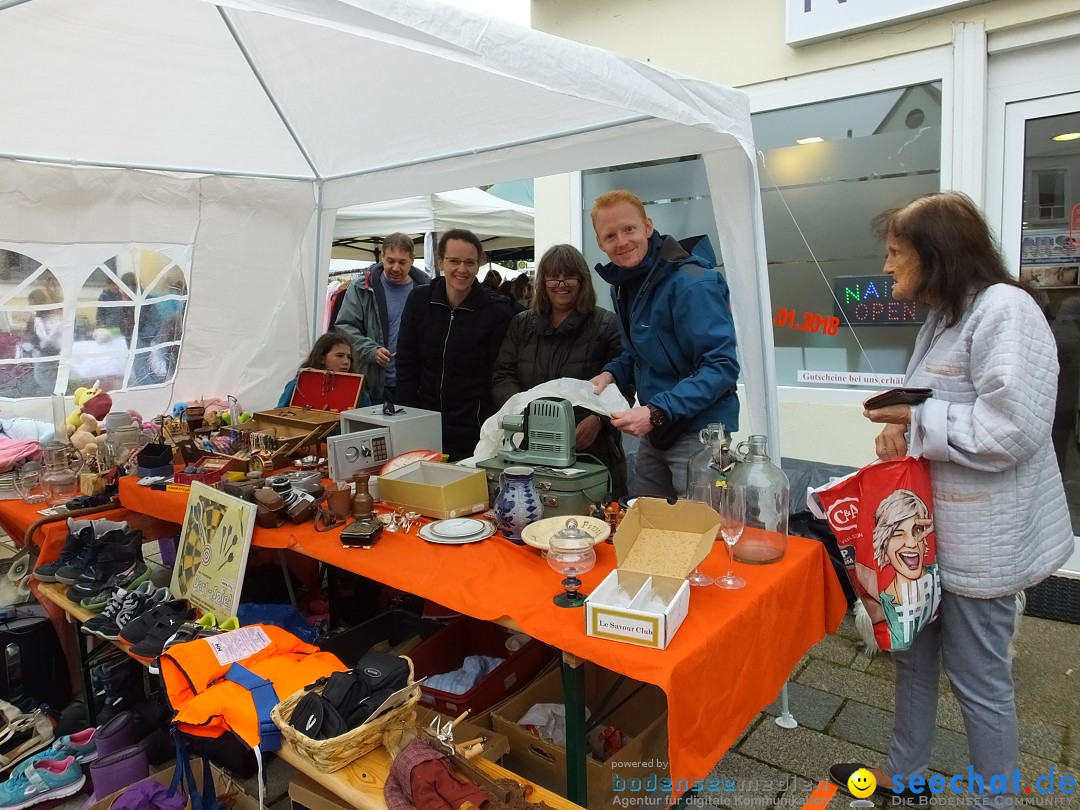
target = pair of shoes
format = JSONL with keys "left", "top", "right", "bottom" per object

{"left": 65, "top": 529, "right": 145, "bottom": 603}
{"left": 34, "top": 519, "right": 128, "bottom": 584}
{"left": 829, "top": 764, "right": 926, "bottom": 804}
{"left": 26, "top": 726, "right": 97, "bottom": 766}
{"left": 121, "top": 600, "right": 194, "bottom": 659}
{"left": 78, "top": 563, "right": 151, "bottom": 612}
{"left": 0, "top": 756, "right": 84, "bottom": 809}
{"left": 82, "top": 583, "right": 168, "bottom": 641}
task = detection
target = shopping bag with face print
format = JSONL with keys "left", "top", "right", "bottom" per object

{"left": 812, "top": 457, "right": 941, "bottom": 652}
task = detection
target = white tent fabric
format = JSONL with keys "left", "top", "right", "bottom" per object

{"left": 333, "top": 187, "right": 534, "bottom": 260}
{"left": 0, "top": 0, "right": 779, "bottom": 457}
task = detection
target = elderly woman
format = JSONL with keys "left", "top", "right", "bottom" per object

{"left": 831, "top": 192, "right": 1073, "bottom": 805}
{"left": 396, "top": 229, "right": 514, "bottom": 461}
{"left": 492, "top": 244, "right": 630, "bottom": 497}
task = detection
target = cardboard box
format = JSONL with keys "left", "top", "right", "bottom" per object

{"left": 492, "top": 664, "right": 668, "bottom": 810}
{"left": 585, "top": 497, "right": 719, "bottom": 650}
{"left": 379, "top": 461, "right": 489, "bottom": 519}
{"left": 86, "top": 761, "right": 251, "bottom": 810}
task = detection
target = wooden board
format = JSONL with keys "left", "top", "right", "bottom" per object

{"left": 276, "top": 738, "right": 584, "bottom": 810}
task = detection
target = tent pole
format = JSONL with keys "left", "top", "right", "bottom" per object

{"left": 217, "top": 6, "right": 321, "bottom": 180}
{"left": 0, "top": 152, "right": 311, "bottom": 182}
{"left": 314, "top": 182, "right": 329, "bottom": 342}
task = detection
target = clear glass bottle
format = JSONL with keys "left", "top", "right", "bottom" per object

{"left": 726, "top": 434, "right": 788, "bottom": 564}
{"left": 685, "top": 422, "right": 731, "bottom": 495}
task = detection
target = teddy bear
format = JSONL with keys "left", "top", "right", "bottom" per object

{"left": 67, "top": 412, "right": 102, "bottom": 462}
{"left": 66, "top": 383, "right": 113, "bottom": 431}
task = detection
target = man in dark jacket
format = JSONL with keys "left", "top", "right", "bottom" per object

{"left": 334, "top": 232, "right": 428, "bottom": 403}
{"left": 396, "top": 229, "right": 514, "bottom": 461}
{"left": 589, "top": 190, "right": 740, "bottom": 499}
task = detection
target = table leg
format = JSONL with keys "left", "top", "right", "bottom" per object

{"left": 278, "top": 549, "right": 298, "bottom": 607}
{"left": 561, "top": 652, "right": 587, "bottom": 806}
{"left": 774, "top": 681, "right": 798, "bottom": 729}
{"left": 71, "top": 617, "right": 97, "bottom": 726}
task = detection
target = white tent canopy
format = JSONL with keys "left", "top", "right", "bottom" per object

{"left": 332, "top": 187, "right": 534, "bottom": 261}
{"left": 0, "top": 0, "right": 779, "bottom": 451}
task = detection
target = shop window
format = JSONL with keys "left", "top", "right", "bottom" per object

{"left": 1028, "top": 169, "right": 1067, "bottom": 222}
{"left": 0, "top": 247, "right": 188, "bottom": 399}
{"left": 752, "top": 82, "right": 942, "bottom": 388}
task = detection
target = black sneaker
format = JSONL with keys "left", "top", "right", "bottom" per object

{"left": 34, "top": 522, "right": 92, "bottom": 583}
{"left": 50, "top": 526, "right": 99, "bottom": 585}
{"left": 97, "top": 587, "right": 170, "bottom": 642}
{"left": 81, "top": 587, "right": 133, "bottom": 636}
{"left": 128, "top": 612, "right": 192, "bottom": 660}
{"left": 119, "top": 600, "right": 190, "bottom": 646}
{"left": 66, "top": 530, "right": 145, "bottom": 602}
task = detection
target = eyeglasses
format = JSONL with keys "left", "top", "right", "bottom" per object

{"left": 442, "top": 257, "right": 479, "bottom": 270}
{"left": 544, "top": 277, "right": 581, "bottom": 289}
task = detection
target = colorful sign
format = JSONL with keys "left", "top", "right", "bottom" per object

{"left": 832, "top": 274, "right": 928, "bottom": 326}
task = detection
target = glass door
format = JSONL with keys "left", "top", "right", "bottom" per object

{"left": 1000, "top": 93, "right": 1080, "bottom": 574}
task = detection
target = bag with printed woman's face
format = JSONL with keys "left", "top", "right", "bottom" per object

{"left": 813, "top": 456, "right": 941, "bottom": 652}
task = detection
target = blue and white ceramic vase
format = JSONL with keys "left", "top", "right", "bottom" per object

{"left": 494, "top": 466, "right": 543, "bottom": 544}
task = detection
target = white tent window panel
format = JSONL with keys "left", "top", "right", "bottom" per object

{"left": 0, "top": 244, "right": 192, "bottom": 399}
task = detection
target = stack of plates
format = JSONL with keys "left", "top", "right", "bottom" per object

{"left": 419, "top": 517, "right": 497, "bottom": 545}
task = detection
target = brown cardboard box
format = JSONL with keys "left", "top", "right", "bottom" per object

{"left": 379, "top": 461, "right": 489, "bottom": 519}
{"left": 86, "top": 761, "right": 253, "bottom": 810}
{"left": 492, "top": 664, "right": 669, "bottom": 810}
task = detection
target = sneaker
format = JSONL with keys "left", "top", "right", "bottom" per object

{"left": 29, "top": 728, "right": 96, "bottom": 766}
{"left": 95, "top": 586, "right": 169, "bottom": 642}
{"left": 32, "top": 523, "right": 91, "bottom": 584}
{"left": 118, "top": 600, "right": 190, "bottom": 647}
{"left": 217, "top": 616, "right": 240, "bottom": 632}
{"left": 66, "top": 531, "right": 145, "bottom": 603}
{"left": 79, "top": 563, "right": 150, "bottom": 612}
{"left": 148, "top": 614, "right": 222, "bottom": 675}
{"left": 80, "top": 587, "right": 131, "bottom": 636}
{"left": 48, "top": 527, "right": 97, "bottom": 586}
{"left": 0, "top": 756, "right": 85, "bottom": 809}
{"left": 128, "top": 611, "right": 194, "bottom": 660}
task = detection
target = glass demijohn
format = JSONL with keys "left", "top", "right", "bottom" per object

{"left": 726, "top": 435, "right": 789, "bottom": 564}
{"left": 546, "top": 518, "right": 596, "bottom": 608}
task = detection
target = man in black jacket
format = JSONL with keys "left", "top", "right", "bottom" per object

{"left": 396, "top": 229, "right": 514, "bottom": 461}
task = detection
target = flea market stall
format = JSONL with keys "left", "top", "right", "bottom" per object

{"left": 0, "top": 0, "right": 801, "bottom": 807}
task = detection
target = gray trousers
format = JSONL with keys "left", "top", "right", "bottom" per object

{"left": 633, "top": 431, "right": 700, "bottom": 500}
{"left": 887, "top": 589, "right": 1019, "bottom": 807}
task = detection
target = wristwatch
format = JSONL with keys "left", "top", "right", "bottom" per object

{"left": 647, "top": 404, "right": 669, "bottom": 429}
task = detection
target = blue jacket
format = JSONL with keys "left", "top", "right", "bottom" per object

{"left": 598, "top": 234, "right": 739, "bottom": 434}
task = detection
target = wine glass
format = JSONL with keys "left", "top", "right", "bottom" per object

{"left": 715, "top": 485, "right": 746, "bottom": 590}
{"left": 545, "top": 519, "right": 597, "bottom": 608}
{"left": 684, "top": 482, "right": 715, "bottom": 586}
{"left": 14, "top": 466, "right": 47, "bottom": 504}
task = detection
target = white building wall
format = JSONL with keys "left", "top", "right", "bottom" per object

{"left": 531, "top": 0, "right": 1080, "bottom": 468}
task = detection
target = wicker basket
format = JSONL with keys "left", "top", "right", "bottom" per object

{"left": 271, "top": 657, "right": 421, "bottom": 773}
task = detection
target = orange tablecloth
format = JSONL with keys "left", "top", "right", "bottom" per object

{"left": 114, "top": 477, "right": 847, "bottom": 784}
{"left": 289, "top": 521, "right": 847, "bottom": 788}
{"left": 0, "top": 497, "right": 133, "bottom": 567}
{"left": 118, "top": 476, "right": 293, "bottom": 549}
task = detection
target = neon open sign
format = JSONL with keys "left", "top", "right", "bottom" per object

{"left": 832, "top": 275, "right": 928, "bottom": 326}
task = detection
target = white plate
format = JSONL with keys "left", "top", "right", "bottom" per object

{"left": 429, "top": 518, "right": 487, "bottom": 538}
{"left": 520, "top": 515, "right": 611, "bottom": 551}
{"left": 419, "top": 520, "right": 496, "bottom": 545}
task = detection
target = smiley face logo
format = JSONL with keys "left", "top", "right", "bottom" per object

{"left": 847, "top": 769, "right": 876, "bottom": 799}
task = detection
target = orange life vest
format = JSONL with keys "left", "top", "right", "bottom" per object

{"left": 160, "top": 624, "right": 345, "bottom": 749}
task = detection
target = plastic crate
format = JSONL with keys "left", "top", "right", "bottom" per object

{"left": 408, "top": 617, "right": 555, "bottom": 716}
{"left": 319, "top": 609, "right": 445, "bottom": 666}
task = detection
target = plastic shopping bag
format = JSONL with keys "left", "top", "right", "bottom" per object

{"left": 812, "top": 457, "right": 941, "bottom": 651}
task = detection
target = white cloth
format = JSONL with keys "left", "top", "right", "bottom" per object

{"left": 462, "top": 377, "right": 632, "bottom": 466}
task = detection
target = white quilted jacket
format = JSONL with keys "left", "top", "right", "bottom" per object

{"left": 906, "top": 284, "right": 1074, "bottom": 598}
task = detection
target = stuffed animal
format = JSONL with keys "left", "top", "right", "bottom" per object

{"left": 67, "top": 413, "right": 102, "bottom": 460}
{"left": 66, "top": 384, "right": 113, "bottom": 430}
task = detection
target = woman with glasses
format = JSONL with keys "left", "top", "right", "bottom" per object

{"left": 492, "top": 244, "right": 631, "bottom": 496}
{"left": 396, "top": 229, "right": 514, "bottom": 461}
